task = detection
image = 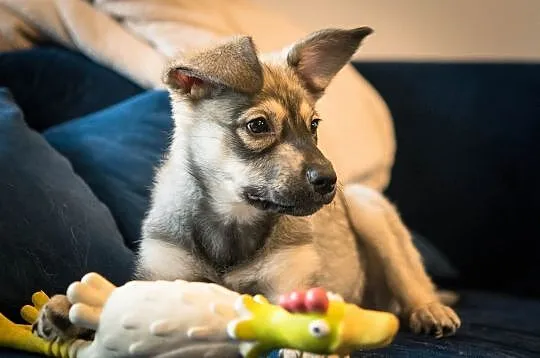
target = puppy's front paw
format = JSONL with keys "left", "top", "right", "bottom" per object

{"left": 409, "top": 302, "right": 461, "bottom": 338}
{"left": 279, "top": 349, "right": 346, "bottom": 358}
{"left": 32, "top": 294, "right": 93, "bottom": 341}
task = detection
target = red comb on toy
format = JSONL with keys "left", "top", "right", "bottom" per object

{"left": 278, "top": 287, "right": 329, "bottom": 314}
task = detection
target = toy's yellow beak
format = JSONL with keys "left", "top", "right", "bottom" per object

{"left": 333, "top": 305, "right": 399, "bottom": 354}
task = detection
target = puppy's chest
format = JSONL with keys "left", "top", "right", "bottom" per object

{"left": 190, "top": 216, "right": 315, "bottom": 282}
{"left": 190, "top": 216, "right": 276, "bottom": 273}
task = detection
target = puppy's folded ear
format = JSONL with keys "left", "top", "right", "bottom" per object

{"left": 163, "top": 36, "right": 263, "bottom": 100}
{"left": 286, "top": 27, "right": 373, "bottom": 97}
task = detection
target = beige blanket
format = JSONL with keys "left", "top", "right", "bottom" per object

{"left": 0, "top": 0, "right": 396, "bottom": 190}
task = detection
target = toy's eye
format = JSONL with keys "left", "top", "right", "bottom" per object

{"left": 308, "top": 320, "right": 330, "bottom": 338}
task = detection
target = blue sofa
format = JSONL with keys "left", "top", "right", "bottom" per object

{"left": 0, "top": 48, "right": 539, "bottom": 357}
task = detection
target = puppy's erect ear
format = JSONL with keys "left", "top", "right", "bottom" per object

{"left": 163, "top": 36, "right": 263, "bottom": 100}
{"left": 286, "top": 27, "right": 373, "bottom": 96}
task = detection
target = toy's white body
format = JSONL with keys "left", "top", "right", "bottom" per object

{"left": 0, "top": 272, "right": 401, "bottom": 358}
{"left": 66, "top": 274, "right": 243, "bottom": 358}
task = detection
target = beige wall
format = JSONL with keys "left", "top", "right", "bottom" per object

{"left": 252, "top": 0, "right": 540, "bottom": 62}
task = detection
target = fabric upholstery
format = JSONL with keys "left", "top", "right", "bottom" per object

{"left": 44, "top": 90, "right": 173, "bottom": 249}
{"left": 0, "top": 47, "right": 142, "bottom": 132}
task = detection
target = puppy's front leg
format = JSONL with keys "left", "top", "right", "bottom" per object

{"left": 225, "top": 244, "right": 321, "bottom": 301}
{"left": 344, "top": 184, "right": 461, "bottom": 337}
{"left": 135, "top": 238, "right": 208, "bottom": 281}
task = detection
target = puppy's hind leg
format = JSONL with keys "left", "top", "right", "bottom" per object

{"left": 343, "top": 184, "right": 461, "bottom": 338}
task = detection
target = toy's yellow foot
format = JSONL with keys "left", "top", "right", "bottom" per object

{"left": 0, "top": 311, "right": 72, "bottom": 358}
{"left": 21, "top": 290, "right": 50, "bottom": 324}
{"left": 0, "top": 291, "right": 73, "bottom": 358}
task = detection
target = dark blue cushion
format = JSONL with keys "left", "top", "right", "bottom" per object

{"left": 0, "top": 47, "right": 143, "bottom": 132}
{"left": 0, "top": 88, "right": 134, "bottom": 323}
{"left": 44, "top": 90, "right": 173, "bottom": 249}
{"left": 353, "top": 62, "right": 540, "bottom": 297}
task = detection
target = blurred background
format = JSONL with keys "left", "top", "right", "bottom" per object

{"left": 254, "top": 0, "right": 540, "bottom": 62}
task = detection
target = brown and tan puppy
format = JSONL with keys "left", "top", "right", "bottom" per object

{"left": 36, "top": 27, "right": 460, "bottom": 357}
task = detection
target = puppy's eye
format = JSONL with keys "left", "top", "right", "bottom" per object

{"left": 247, "top": 117, "right": 271, "bottom": 134}
{"left": 310, "top": 118, "right": 322, "bottom": 135}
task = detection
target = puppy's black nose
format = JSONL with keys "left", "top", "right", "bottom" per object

{"left": 306, "top": 166, "right": 337, "bottom": 195}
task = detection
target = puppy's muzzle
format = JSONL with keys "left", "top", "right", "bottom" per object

{"left": 306, "top": 164, "right": 337, "bottom": 196}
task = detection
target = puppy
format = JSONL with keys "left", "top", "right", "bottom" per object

{"left": 36, "top": 27, "right": 460, "bottom": 357}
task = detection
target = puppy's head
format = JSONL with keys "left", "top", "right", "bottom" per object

{"left": 164, "top": 27, "right": 372, "bottom": 218}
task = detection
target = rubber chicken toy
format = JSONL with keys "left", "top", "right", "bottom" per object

{"left": 0, "top": 273, "right": 399, "bottom": 358}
